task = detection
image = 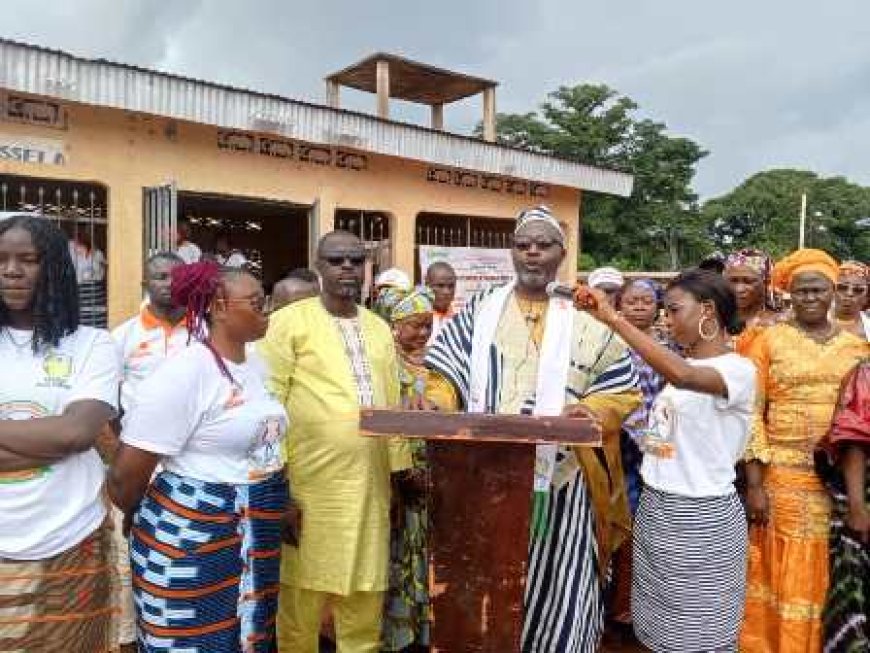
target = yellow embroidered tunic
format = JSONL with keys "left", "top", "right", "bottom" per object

{"left": 258, "top": 298, "right": 411, "bottom": 595}
{"left": 741, "top": 323, "right": 868, "bottom": 653}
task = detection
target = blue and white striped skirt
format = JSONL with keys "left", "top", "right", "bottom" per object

{"left": 632, "top": 486, "right": 747, "bottom": 653}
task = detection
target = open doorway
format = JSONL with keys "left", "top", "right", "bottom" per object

{"left": 177, "top": 191, "right": 311, "bottom": 291}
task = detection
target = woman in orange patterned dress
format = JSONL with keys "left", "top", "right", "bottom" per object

{"left": 740, "top": 249, "right": 870, "bottom": 652}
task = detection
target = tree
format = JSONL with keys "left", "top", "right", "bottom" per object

{"left": 482, "top": 84, "right": 709, "bottom": 270}
{"left": 702, "top": 170, "right": 870, "bottom": 260}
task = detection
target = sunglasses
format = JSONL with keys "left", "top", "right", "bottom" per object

{"left": 836, "top": 283, "right": 868, "bottom": 295}
{"left": 322, "top": 255, "right": 366, "bottom": 266}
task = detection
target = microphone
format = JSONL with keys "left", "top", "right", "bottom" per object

{"left": 545, "top": 281, "right": 598, "bottom": 309}
{"left": 545, "top": 282, "right": 575, "bottom": 300}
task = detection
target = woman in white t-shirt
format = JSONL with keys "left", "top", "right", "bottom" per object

{"left": 0, "top": 214, "right": 120, "bottom": 652}
{"left": 576, "top": 268, "right": 756, "bottom": 653}
{"left": 109, "top": 261, "right": 295, "bottom": 653}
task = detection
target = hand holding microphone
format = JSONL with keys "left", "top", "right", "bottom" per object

{"left": 546, "top": 281, "right": 618, "bottom": 325}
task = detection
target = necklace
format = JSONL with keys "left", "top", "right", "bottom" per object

{"left": 515, "top": 296, "right": 547, "bottom": 323}
{"left": 514, "top": 295, "right": 548, "bottom": 346}
{"left": 3, "top": 328, "right": 34, "bottom": 354}
{"left": 791, "top": 320, "right": 839, "bottom": 345}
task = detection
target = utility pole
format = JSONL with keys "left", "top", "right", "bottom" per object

{"left": 799, "top": 193, "right": 807, "bottom": 249}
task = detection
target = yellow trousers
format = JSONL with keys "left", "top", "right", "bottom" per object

{"left": 277, "top": 584, "right": 384, "bottom": 653}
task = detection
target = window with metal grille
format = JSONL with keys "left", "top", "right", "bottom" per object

{"left": 1, "top": 174, "right": 109, "bottom": 328}
{"left": 415, "top": 213, "right": 514, "bottom": 249}
{"left": 414, "top": 212, "right": 514, "bottom": 281}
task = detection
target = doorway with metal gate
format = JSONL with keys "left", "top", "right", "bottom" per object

{"left": 1, "top": 173, "right": 109, "bottom": 328}
{"left": 143, "top": 185, "right": 312, "bottom": 293}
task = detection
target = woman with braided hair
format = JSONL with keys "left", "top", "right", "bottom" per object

{"left": 0, "top": 215, "right": 121, "bottom": 652}
{"left": 109, "top": 261, "right": 295, "bottom": 652}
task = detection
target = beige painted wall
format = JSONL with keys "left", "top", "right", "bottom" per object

{"left": 1, "top": 99, "right": 582, "bottom": 325}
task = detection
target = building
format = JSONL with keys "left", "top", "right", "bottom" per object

{"left": 0, "top": 39, "right": 633, "bottom": 325}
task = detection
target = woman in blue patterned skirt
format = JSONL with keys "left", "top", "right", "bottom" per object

{"left": 109, "top": 261, "right": 297, "bottom": 652}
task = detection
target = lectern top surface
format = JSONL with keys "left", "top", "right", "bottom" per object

{"left": 359, "top": 409, "right": 602, "bottom": 446}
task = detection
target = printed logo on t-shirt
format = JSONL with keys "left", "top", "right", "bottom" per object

{"left": 38, "top": 352, "right": 74, "bottom": 389}
{"left": 0, "top": 400, "right": 53, "bottom": 483}
{"left": 643, "top": 394, "right": 678, "bottom": 459}
{"left": 247, "top": 415, "right": 285, "bottom": 480}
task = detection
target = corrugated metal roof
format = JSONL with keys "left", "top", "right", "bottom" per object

{"left": 0, "top": 38, "right": 634, "bottom": 197}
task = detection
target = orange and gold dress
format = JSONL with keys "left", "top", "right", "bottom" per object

{"left": 733, "top": 310, "right": 783, "bottom": 356}
{"left": 740, "top": 323, "right": 869, "bottom": 652}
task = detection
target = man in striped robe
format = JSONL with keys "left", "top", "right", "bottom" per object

{"left": 425, "top": 206, "right": 640, "bottom": 652}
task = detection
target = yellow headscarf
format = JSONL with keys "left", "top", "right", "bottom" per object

{"left": 771, "top": 248, "right": 839, "bottom": 291}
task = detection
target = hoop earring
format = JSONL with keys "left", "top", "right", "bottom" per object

{"left": 698, "top": 315, "right": 720, "bottom": 341}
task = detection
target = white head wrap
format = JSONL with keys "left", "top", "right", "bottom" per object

{"left": 588, "top": 266, "right": 625, "bottom": 289}
{"left": 374, "top": 267, "right": 412, "bottom": 291}
{"left": 515, "top": 206, "right": 565, "bottom": 246}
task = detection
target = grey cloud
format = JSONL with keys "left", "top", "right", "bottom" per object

{"left": 3, "top": 0, "right": 869, "bottom": 198}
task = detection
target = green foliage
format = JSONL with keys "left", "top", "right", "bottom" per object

{"left": 483, "top": 84, "right": 709, "bottom": 271}
{"left": 702, "top": 170, "right": 870, "bottom": 260}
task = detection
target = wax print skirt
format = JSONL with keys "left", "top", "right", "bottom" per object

{"left": 130, "top": 470, "right": 287, "bottom": 652}
{"left": 0, "top": 522, "right": 117, "bottom": 652}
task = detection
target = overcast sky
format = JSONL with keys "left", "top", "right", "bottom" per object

{"left": 3, "top": 0, "right": 869, "bottom": 198}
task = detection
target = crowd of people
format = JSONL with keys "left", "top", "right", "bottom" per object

{"left": 0, "top": 207, "right": 867, "bottom": 653}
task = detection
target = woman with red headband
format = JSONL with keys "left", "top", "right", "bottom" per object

{"left": 109, "top": 262, "right": 293, "bottom": 653}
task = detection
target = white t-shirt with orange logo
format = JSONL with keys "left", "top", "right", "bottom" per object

{"left": 112, "top": 307, "right": 190, "bottom": 414}
{"left": 120, "top": 343, "right": 287, "bottom": 484}
{"left": 0, "top": 326, "right": 120, "bottom": 560}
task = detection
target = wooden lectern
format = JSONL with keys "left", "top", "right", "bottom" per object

{"left": 360, "top": 410, "right": 602, "bottom": 652}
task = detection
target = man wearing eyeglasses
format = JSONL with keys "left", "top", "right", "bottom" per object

{"left": 425, "top": 206, "right": 640, "bottom": 652}
{"left": 259, "top": 230, "right": 412, "bottom": 652}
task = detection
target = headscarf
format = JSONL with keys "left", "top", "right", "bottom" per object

{"left": 771, "top": 248, "right": 839, "bottom": 291}
{"left": 625, "top": 278, "right": 662, "bottom": 304}
{"left": 373, "top": 285, "right": 406, "bottom": 321}
{"left": 725, "top": 249, "right": 773, "bottom": 281}
{"left": 374, "top": 267, "right": 411, "bottom": 291}
{"left": 390, "top": 286, "right": 435, "bottom": 324}
{"left": 588, "top": 266, "right": 625, "bottom": 289}
{"left": 515, "top": 205, "right": 565, "bottom": 246}
{"left": 838, "top": 260, "right": 869, "bottom": 281}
